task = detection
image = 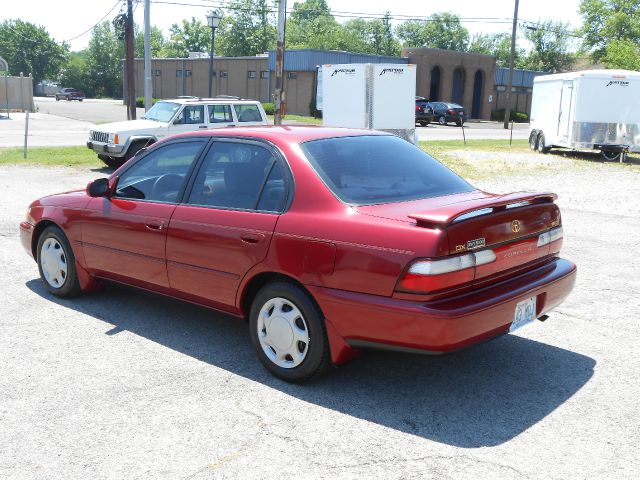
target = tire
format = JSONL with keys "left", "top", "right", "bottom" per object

{"left": 419, "top": 121, "right": 428, "bottom": 127}
{"left": 98, "top": 154, "right": 124, "bottom": 169}
{"left": 79, "top": 99, "right": 83, "bottom": 102}
{"left": 438, "top": 116, "right": 446, "bottom": 125}
{"left": 537, "top": 132, "right": 551, "bottom": 154}
{"left": 602, "top": 150, "right": 621, "bottom": 161}
{"left": 456, "top": 119, "right": 464, "bottom": 127}
{"left": 529, "top": 131, "right": 539, "bottom": 150}
{"left": 55, "top": 96, "right": 60, "bottom": 101}
{"left": 249, "top": 281, "right": 331, "bottom": 382}
{"left": 36, "top": 226, "right": 82, "bottom": 298}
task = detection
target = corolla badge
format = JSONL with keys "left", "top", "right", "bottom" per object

{"left": 511, "top": 220, "right": 521, "bottom": 233}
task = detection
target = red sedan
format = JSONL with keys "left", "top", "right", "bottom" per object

{"left": 20, "top": 127, "right": 576, "bottom": 382}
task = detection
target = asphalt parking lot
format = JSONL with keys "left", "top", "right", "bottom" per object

{"left": 1, "top": 152, "right": 639, "bottom": 479}
{"left": 0, "top": 97, "right": 529, "bottom": 148}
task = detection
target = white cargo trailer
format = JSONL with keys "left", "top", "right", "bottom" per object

{"left": 529, "top": 69, "right": 640, "bottom": 161}
{"left": 321, "top": 63, "right": 416, "bottom": 142}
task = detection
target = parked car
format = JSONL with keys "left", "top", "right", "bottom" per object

{"left": 415, "top": 96, "right": 435, "bottom": 126}
{"left": 87, "top": 97, "right": 268, "bottom": 168}
{"left": 21, "top": 127, "right": 576, "bottom": 382}
{"left": 55, "top": 88, "right": 85, "bottom": 102}
{"left": 431, "top": 102, "right": 466, "bottom": 126}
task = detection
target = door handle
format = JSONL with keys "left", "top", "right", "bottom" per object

{"left": 199, "top": 125, "right": 208, "bottom": 129}
{"left": 145, "top": 222, "right": 164, "bottom": 231}
{"left": 240, "top": 233, "right": 264, "bottom": 244}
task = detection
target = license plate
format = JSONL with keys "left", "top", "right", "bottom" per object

{"left": 509, "top": 297, "right": 537, "bottom": 332}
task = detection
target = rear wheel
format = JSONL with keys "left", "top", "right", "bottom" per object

{"left": 456, "top": 119, "right": 464, "bottom": 127}
{"left": 55, "top": 96, "right": 60, "bottom": 101}
{"left": 36, "top": 226, "right": 82, "bottom": 298}
{"left": 249, "top": 282, "right": 331, "bottom": 382}
{"left": 537, "top": 132, "right": 551, "bottom": 154}
{"left": 438, "top": 116, "right": 446, "bottom": 125}
{"left": 529, "top": 131, "right": 539, "bottom": 150}
{"left": 602, "top": 150, "right": 621, "bottom": 161}
{"left": 419, "top": 120, "right": 429, "bottom": 126}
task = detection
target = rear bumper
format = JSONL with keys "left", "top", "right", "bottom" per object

{"left": 310, "top": 258, "right": 576, "bottom": 364}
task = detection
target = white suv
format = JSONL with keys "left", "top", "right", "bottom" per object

{"left": 87, "top": 97, "right": 268, "bottom": 168}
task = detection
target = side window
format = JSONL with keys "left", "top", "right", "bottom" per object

{"left": 188, "top": 142, "right": 280, "bottom": 211}
{"left": 257, "top": 162, "right": 287, "bottom": 212}
{"left": 208, "top": 104, "right": 233, "bottom": 123}
{"left": 174, "top": 105, "right": 205, "bottom": 125}
{"left": 114, "top": 141, "right": 204, "bottom": 203}
{"left": 234, "top": 104, "right": 263, "bottom": 123}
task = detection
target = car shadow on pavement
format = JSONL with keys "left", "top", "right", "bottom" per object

{"left": 25, "top": 279, "right": 595, "bottom": 449}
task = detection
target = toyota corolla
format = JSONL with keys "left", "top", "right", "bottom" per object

{"left": 20, "top": 127, "right": 576, "bottom": 382}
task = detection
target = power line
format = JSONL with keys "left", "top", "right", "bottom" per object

{"left": 62, "top": 0, "right": 124, "bottom": 43}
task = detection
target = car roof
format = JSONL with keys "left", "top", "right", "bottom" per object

{"left": 168, "top": 125, "right": 390, "bottom": 145}
{"left": 160, "top": 97, "right": 261, "bottom": 105}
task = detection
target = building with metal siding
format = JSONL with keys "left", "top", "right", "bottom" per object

{"left": 266, "top": 49, "right": 409, "bottom": 71}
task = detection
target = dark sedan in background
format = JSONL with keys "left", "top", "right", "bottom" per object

{"left": 415, "top": 96, "right": 435, "bottom": 126}
{"left": 431, "top": 102, "right": 466, "bottom": 126}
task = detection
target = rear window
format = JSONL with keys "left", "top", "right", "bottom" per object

{"left": 300, "top": 135, "right": 473, "bottom": 205}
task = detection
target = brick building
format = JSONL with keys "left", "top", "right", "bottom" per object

{"left": 132, "top": 48, "right": 545, "bottom": 119}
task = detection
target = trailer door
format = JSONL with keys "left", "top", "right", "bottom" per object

{"left": 557, "top": 80, "right": 574, "bottom": 140}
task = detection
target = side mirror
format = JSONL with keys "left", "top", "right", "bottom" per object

{"left": 87, "top": 178, "right": 110, "bottom": 197}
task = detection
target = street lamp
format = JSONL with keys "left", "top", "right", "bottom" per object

{"left": 206, "top": 11, "right": 222, "bottom": 98}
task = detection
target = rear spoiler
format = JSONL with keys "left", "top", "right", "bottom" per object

{"left": 408, "top": 192, "right": 558, "bottom": 227}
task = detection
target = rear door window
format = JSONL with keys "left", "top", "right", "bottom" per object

{"left": 187, "top": 141, "right": 284, "bottom": 211}
{"left": 208, "top": 104, "right": 233, "bottom": 123}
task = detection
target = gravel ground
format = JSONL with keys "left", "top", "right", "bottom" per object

{"left": 1, "top": 156, "right": 639, "bottom": 480}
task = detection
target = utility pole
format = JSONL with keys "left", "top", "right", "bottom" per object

{"left": 273, "top": 0, "right": 287, "bottom": 126}
{"left": 143, "top": 0, "right": 152, "bottom": 111}
{"left": 503, "top": 0, "right": 519, "bottom": 129}
{"left": 125, "top": 0, "right": 136, "bottom": 120}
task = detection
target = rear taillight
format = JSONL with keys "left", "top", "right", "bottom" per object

{"left": 447, "top": 108, "right": 455, "bottom": 114}
{"left": 416, "top": 105, "right": 421, "bottom": 111}
{"left": 537, "top": 226, "right": 563, "bottom": 247}
{"left": 399, "top": 249, "right": 496, "bottom": 293}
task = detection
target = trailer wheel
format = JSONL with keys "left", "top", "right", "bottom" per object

{"left": 601, "top": 150, "right": 621, "bottom": 162}
{"left": 537, "top": 133, "right": 551, "bottom": 154}
{"left": 529, "top": 131, "right": 539, "bottom": 150}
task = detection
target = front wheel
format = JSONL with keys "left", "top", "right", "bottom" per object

{"left": 419, "top": 120, "right": 429, "bottom": 126}
{"left": 98, "top": 154, "right": 124, "bottom": 169}
{"left": 249, "top": 282, "right": 331, "bottom": 382}
{"left": 36, "top": 226, "right": 82, "bottom": 298}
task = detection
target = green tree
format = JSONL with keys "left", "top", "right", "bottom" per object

{"left": 523, "top": 20, "right": 577, "bottom": 73}
{"left": 396, "top": 13, "right": 469, "bottom": 51}
{"left": 85, "top": 21, "right": 124, "bottom": 98}
{"left": 135, "top": 25, "right": 167, "bottom": 58}
{"left": 0, "top": 19, "right": 68, "bottom": 86}
{"left": 286, "top": 0, "right": 342, "bottom": 49}
{"left": 603, "top": 38, "right": 640, "bottom": 69}
{"left": 162, "top": 17, "right": 211, "bottom": 58}
{"left": 216, "top": 1, "right": 276, "bottom": 56}
{"left": 579, "top": 0, "right": 640, "bottom": 62}
{"left": 468, "top": 32, "right": 525, "bottom": 68}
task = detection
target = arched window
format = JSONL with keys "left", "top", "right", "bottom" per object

{"left": 452, "top": 67, "right": 465, "bottom": 105}
{"left": 471, "top": 70, "right": 484, "bottom": 118}
{"left": 429, "top": 66, "right": 441, "bottom": 101}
